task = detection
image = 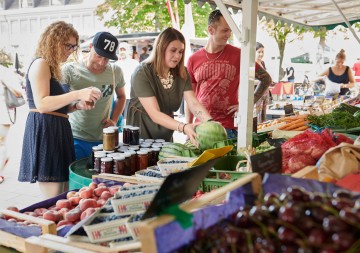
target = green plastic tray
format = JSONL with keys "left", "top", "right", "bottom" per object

{"left": 199, "top": 170, "right": 251, "bottom": 192}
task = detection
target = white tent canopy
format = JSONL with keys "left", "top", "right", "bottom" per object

{"left": 201, "top": 0, "right": 360, "bottom": 148}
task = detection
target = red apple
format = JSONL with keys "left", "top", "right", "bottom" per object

{"left": 69, "top": 196, "right": 82, "bottom": 206}
{"left": 89, "top": 182, "right": 98, "bottom": 190}
{"left": 57, "top": 220, "right": 73, "bottom": 228}
{"left": 66, "top": 191, "right": 77, "bottom": 199}
{"left": 99, "top": 191, "right": 112, "bottom": 201}
{"left": 79, "top": 187, "right": 93, "bottom": 199}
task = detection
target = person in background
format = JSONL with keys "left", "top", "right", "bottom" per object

{"left": 126, "top": 27, "right": 212, "bottom": 145}
{"left": 116, "top": 43, "right": 139, "bottom": 120}
{"left": 186, "top": 9, "right": 272, "bottom": 139}
{"left": 314, "top": 49, "right": 355, "bottom": 96}
{"left": 254, "top": 42, "right": 271, "bottom": 123}
{"left": 18, "top": 21, "right": 101, "bottom": 198}
{"left": 140, "top": 46, "right": 149, "bottom": 62}
{"left": 62, "top": 32, "right": 126, "bottom": 160}
{"left": 0, "top": 65, "right": 23, "bottom": 183}
{"left": 285, "top": 64, "right": 295, "bottom": 83}
{"left": 352, "top": 57, "right": 360, "bottom": 84}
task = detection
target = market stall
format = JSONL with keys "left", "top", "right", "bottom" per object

{"left": 1, "top": 1, "right": 360, "bottom": 252}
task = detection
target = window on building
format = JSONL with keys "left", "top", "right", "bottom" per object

{"left": 50, "top": 0, "right": 64, "bottom": 6}
{"left": 20, "top": 0, "right": 33, "bottom": 8}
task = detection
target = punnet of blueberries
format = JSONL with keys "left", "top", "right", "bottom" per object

{"left": 128, "top": 213, "right": 144, "bottom": 223}
{"left": 90, "top": 214, "right": 130, "bottom": 225}
{"left": 160, "top": 160, "right": 190, "bottom": 164}
{"left": 138, "top": 170, "right": 165, "bottom": 178}
{"left": 112, "top": 236, "right": 133, "bottom": 243}
{"left": 114, "top": 189, "right": 159, "bottom": 199}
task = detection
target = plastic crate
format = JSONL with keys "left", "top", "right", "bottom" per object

{"left": 213, "top": 155, "right": 246, "bottom": 171}
{"left": 199, "top": 170, "right": 251, "bottom": 192}
{"left": 212, "top": 138, "right": 237, "bottom": 155}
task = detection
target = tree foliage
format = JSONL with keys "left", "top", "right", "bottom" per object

{"left": 0, "top": 48, "right": 12, "bottom": 68}
{"left": 259, "top": 18, "right": 307, "bottom": 79}
{"left": 95, "top": 0, "right": 212, "bottom": 37}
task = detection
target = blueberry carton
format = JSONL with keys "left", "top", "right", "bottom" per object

{"left": 111, "top": 188, "right": 159, "bottom": 215}
{"left": 82, "top": 209, "right": 132, "bottom": 243}
{"left": 135, "top": 169, "right": 166, "bottom": 182}
{"left": 157, "top": 157, "right": 196, "bottom": 176}
{"left": 125, "top": 211, "right": 146, "bottom": 241}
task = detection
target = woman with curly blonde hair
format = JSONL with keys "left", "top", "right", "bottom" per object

{"left": 18, "top": 21, "right": 101, "bottom": 198}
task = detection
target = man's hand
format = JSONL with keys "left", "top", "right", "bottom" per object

{"left": 102, "top": 118, "right": 116, "bottom": 128}
{"left": 226, "top": 105, "right": 238, "bottom": 116}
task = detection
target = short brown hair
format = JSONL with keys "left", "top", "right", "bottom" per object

{"left": 146, "top": 27, "right": 187, "bottom": 80}
{"left": 208, "top": 9, "right": 223, "bottom": 26}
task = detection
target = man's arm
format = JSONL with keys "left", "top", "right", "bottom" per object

{"left": 111, "top": 86, "right": 126, "bottom": 124}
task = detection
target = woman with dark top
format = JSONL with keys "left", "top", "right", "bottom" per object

{"left": 254, "top": 42, "right": 270, "bottom": 123}
{"left": 314, "top": 49, "right": 355, "bottom": 96}
{"left": 126, "top": 27, "right": 212, "bottom": 145}
{"left": 18, "top": 21, "right": 101, "bottom": 199}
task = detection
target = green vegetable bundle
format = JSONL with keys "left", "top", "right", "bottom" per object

{"left": 307, "top": 110, "right": 360, "bottom": 129}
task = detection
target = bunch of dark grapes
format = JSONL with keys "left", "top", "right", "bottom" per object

{"left": 175, "top": 186, "right": 360, "bottom": 253}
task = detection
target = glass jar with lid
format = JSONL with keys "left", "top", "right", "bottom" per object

{"left": 122, "top": 152, "right": 132, "bottom": 176}
{"left": 113, "top": 156, "right": 125, "bottom": 175}
{"left": 108, "top": 126, "right": 119, "bottom": 147}
{"left": 122, "top": 125, "right": 133, "bottom": 145}
{"left": 129, "top": 126, "right": 140, "bottom": 145}
{"left": 136, "top": 150, "right": 148, "bottom": 171}
{"left": 91, "top": 146, "right": 103, "bottom": 168}
{"left": 94, "top": 152, "right": 107, "bottom": 173}
{"left": 100, "top": 157, "right": 113, "bottom": 174}
{"left": 103, "top": 128, "right": 116, "bottom": 151}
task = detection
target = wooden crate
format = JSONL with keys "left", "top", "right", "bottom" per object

{"left": 25, "top": 234, "right": 141, "bottom": 253}
{"left": 0, "top": 209, "right": 56, "bottom": 253}
{"left": 93, "top": 173, "right": 160, "bottom": 185}
{"left": 139, "top": 173, "right": 262, "bottom": 253}
{"left": 291, "top": 166, "right": 319, "bottom": 180}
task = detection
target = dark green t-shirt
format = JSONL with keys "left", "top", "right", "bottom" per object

{"left": 127, "top": 63, "right": 192, "bottom": 141}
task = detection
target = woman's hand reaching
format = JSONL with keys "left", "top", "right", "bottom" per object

{"left": 183, "top": 122, "right": 201, "bottom": 147}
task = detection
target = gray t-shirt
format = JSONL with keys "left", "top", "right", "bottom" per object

{"left": 62, "top": 61, "right": 125, "bottom": 141}
{"left": 127, "top": 63, "right": 192, "bottom": 141}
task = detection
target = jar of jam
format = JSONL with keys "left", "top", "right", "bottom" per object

{"left": 122, "top": 152, "right": 132, "bottom": 176}
{"left": 126, "top": 150, "right": 137, "bottom": 174}
{"left": 108, "top": 126, "right": 119, "bottom": 147}
{"left": 149, "top": 147, "right": 160, "bottom": 166}
{"left": 113, "top": 156, "right": 125, "bottom": 175}
{"left": 94, "top": 152, "right": 106, "bottom": 173}
{"left": 91, "top": 146, "right": 103, "bottom": 168}
{"left": 129, "top": 127, "right": 140, "bottom": 145}
{"left": 100, "top": 157, "right": 113, "bottom": 174}
{"left": 103, "top": 128, "right": 115, "bottom": 151}
{"left": 123, "top": 125, "right": 132, "bottom": 145}
{"left": 128, "top": 145, "right": 140, "bottom": 151}
{"left": 136, "top": 150, "right": 148, "bottom": 171}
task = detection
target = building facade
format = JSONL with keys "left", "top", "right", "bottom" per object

{"left": 0, "top": 0, "right": 116, "bottom": 70}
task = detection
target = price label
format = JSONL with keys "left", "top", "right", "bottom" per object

{"left": 284, "top": 104, "right": 294, "bottom": 115}
{"left": 250, "top": 147, "right": 282, "bottom": 177}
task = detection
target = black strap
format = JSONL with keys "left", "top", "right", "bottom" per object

{"left": 7, "top": 107, "right": 16, "bottom": 124}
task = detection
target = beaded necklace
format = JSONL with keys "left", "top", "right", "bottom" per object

{"left": 158, "top": 71, "right": 174, "bottom": 89}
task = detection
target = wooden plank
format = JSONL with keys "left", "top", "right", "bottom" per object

{"left": 0, "top": 229, "right": 26, "bottom": 252}
{"left": 31, "top": 234, "right": 142, "bottom": 253}
{"left": 0, "top": 209, "right": 56, "bottom": 235}
{"left": 139, "top": 173, "right": 262, "bottom": 253}
{"left": 92, "top": 173, "right": 143, "bottom": 185}
{"left": 25, "top": 236, "right": 97, "bottom": 253}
